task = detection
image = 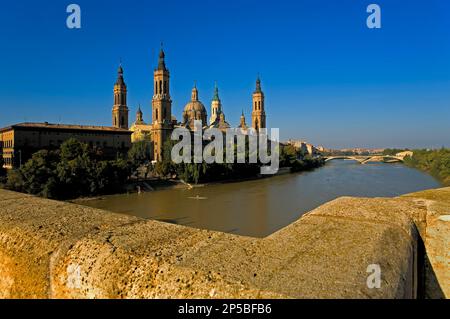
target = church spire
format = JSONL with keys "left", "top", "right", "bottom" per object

{"left": 212, "top": 81, "right": 220, "bottom": 101}
{"left": 135, "top": 104, "right": 144, "bottom": 124}
{"left": 157, "top": 43, "right": 167, "bottom": 71}
{"left": 115, "top": 62, "right": 125, "bottom": 86}
{"left": 209, "top": 82, "right": 223, "bottom": 125}
{"left": 191, "top": 82, "right": 199, "bottom": 101}
{"left": 255, "top": 74, "right": 262, "bottom": 93}
{"left": 239, "top": 109, "right": 247, "bottom": 129}
{"left": 112, "top": 62, "right": 129, "bottom": 129}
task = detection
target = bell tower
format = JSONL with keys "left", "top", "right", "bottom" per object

{"left": 209, "top": 82, "right": 222, "bottom": 125}
{"left": 152, "top": 46, "right": 173, "bottom": 161}
{"left": 251, "top": 76, "right": 266, "bottom": 131}
{"left": 112, "top": 64, "right": 129, "bottom": 129}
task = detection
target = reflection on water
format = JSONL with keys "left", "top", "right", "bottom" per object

{"left": 82, "top": 160, "right": 441, "bottom": 237}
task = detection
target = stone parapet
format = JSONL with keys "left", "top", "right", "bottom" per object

{"left": 0, "top": 187, "right": 448, "bottom": 299}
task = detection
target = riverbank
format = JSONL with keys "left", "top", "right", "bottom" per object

{"left": 72, "top": 166, "right": 294, "bottom": 204}
{"left": 402, "top": 149, "right": 450, "bottom": 186}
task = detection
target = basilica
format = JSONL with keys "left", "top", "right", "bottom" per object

{"left": 113, "top": 47, "right": 267, "bottom": 162}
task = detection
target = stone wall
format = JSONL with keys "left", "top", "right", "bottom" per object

{"left": 0, "top": 187, "right": 448, "bottom": 299}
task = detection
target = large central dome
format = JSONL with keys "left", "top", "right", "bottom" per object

{"left": 182, "top": 85, "right": 207, "bottom": 129}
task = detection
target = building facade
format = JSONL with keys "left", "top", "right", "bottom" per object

{"left": 0, "top": 123, "right": 131, "bottom": 169}
{"left": 130, "top": 106, "right": 153, "bottom": 143}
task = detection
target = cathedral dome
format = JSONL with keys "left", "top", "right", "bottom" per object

{"left": 184, "top": 100, "right": 207, "bottom": 113}
{"left": 182, "top": 85, "right": 207, "bottom": 129}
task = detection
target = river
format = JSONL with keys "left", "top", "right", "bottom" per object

{"left": 81, "top": 160, "right": 441, "bottom": 237}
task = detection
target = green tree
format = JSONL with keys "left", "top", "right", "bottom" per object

{"left": 5, "top": 169, "right": 24, "bottom": 192}
{"left": 17, "top": 149, "right": 60, "bottom": 197}
{"left": 94, "top": 158, "right": 130, "bottom": 194}
{"left": 56, "top": 139, "right": 94, "bottom": 198}
{"left": 280, "top": 144, "right": 298, "bottom": 167}
{"left": 154, "top": 140, "right": 178, "bottom": 177}
{"left": 5, "top": 138, "right": 132, "bottom": 199}
{"left": 403, "top": 148, "right": 450, "bottom": 186}
{"left": 128, "top": 140, "right": 152, "bottom": 169}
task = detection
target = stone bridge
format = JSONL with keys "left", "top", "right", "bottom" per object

{"left": 325, "top": 155, "right": 406, "bottom": 164}
{"left": 0, "top": 187, "right": 448, "bottom": 299}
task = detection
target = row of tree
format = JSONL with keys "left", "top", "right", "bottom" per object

{"left": 4, "top": 139, "right": 131, "bottom": 199}
{"left": 151, "top": 141, "right": 324, "bottom": 184}
{"left": 402, "top": 148, "right": 450, "bottom": 186}
{"left": 279, "top": 144, "right": 325, "bottom": 172}
{"left": 152, "top": 140, "right": 265, "bottom": 184}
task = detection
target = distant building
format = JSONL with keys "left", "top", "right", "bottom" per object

{"left": 181, "top": 84, "right": 208, "bottom": 130}
{"left": 251, "top": 76, "right": 266, "bottom": 131}
{"left": 209, "top": 83, "right": 223, "bottom": 125}
{"left": 286, "top": 139, "right": 320, "bottom": 155}
{"left": 0, "top": 122, "right": 131, "bottom": 169}
{"left": 396, "top": 151, "right": 413, "bottom": 159}
{"left": 208, "top": 84, "right": 231, "bottom": 132}
{"left": 130, "top": 106, "right": 153, "bottom": 143}
{"left": 238, "top": 110, "right": 249, "bottom": 133}
{"left": 316, "top": 145, "right": 325, "bottom": 152}
{"left": 112, "top": 65, "right": 129, "bottom": 130}
{"left": 339, "top": 148, "right": 385, "bottom": 155}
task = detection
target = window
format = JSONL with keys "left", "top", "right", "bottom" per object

{"left": 121, "top": 116, "right": 124, "bottom": 127}
{"left": 159, "top": 80, "right": 162, "bottom": 94}
{"left": 155, "top": 81, "right": 158, "bottom": 94}
{"left": 156, "top": 109, "right": 159, "bottom": 120}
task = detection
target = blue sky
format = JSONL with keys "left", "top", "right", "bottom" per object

{"left": 0, "top": 0, "right": 449, "bottom": 148}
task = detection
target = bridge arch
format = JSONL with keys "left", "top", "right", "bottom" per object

{"left": 324, "top": 155, "right": 404, "bottom": 164}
